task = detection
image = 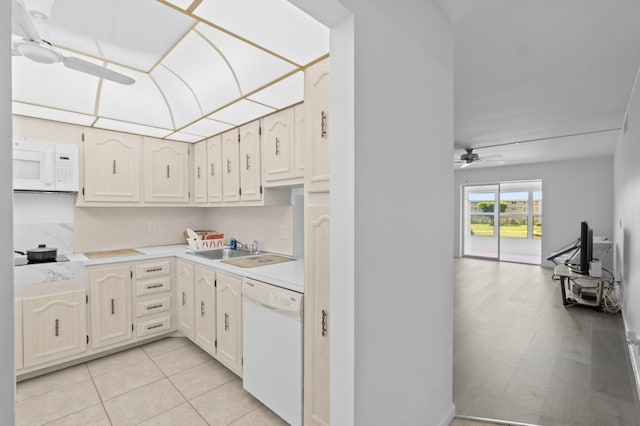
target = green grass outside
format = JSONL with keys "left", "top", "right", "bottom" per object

{"left": 470, "top": 223, "right": 542, "bottom": 239}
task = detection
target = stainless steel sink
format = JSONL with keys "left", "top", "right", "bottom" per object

{"left": 187, "top": 248, "right": 266, "bottom": 260}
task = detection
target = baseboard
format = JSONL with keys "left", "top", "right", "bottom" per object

{"left": 621, "top": 310, "right": 640, "bottom": 400}
{"left": 437, "top": 403, "right": 456, "bottom": 426}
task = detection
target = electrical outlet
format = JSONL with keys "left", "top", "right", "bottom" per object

{"left": 147, "top": 221, "right": 157, "bottom": 232}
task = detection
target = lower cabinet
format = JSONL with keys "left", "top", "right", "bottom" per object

{"left": 22, "top": 290, "right": 87, "bottom": 368}
{"left": 195, "top": 266, "right": 217, "bottom": 354}
{"left": 90, "top": 265, "right": 133, "bottom": 349}
{"left": 15, "top": 299, "right": 23, "bottom": 370}
{"left": 216, "top": 271, "right": 243, "bottom": 376}
{"left": 176, "top": 260, "right": 196, "bottom": 340}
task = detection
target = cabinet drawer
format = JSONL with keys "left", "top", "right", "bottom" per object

{"left": 136, "top": 297, "right": 170, "bottom": 318}
{"left": 136, "top": 276, "right": 171, "bottom": 296}
{"left": 136, "top": 260, "right": 171, "bottom": 279}
{"left": 137, "top": 316, "right": 171, "bottom": 338}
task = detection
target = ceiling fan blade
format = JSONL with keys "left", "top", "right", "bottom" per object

{"left": 62, "top": 56, "right": 136, "bottom": 85}
{"left": 460, "top": 162, "right": 474, "bottom": 169}
{"left": 481, "top": 154, "right": 503, "bottom": 160}
{"left": 12, "top": 0, "right": 42, "bottom": 43}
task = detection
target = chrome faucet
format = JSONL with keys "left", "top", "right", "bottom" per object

{"left": 237, "top": 239, "right": 260, "bottom": 253}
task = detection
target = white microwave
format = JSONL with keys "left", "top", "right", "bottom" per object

{"left": 13, "top": 140, "right": 79, "bottom": 192}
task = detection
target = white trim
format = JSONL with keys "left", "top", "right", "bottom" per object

{"left": 622, "top": 309, "right": 640, "bottom": 401}
{"left": 437, "top": 403, "right": 456, "bottom": 426}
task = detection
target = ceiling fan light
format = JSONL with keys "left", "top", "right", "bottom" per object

{"left": 13, "top": 39, "right": 61, "bottom": 64}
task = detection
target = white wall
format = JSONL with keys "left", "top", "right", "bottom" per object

{"left": 614, "top": 64, "right": 640, "bottom": 385}
{"left": 74, "top": 207, "right": 207, "bottom": 252}
{"left": 0, "top": 0, "right": 15, "bottom": 422}
{"left": 454, "top": 156, "right": 614, "bottom": 269}
{"left": 205, "top": 206, "right": 294, "bottom": 255}
{"left": 342, "top": 1, "right": 455, "bottom": 424}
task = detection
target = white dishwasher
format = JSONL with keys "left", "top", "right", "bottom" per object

{"left": 242, "top": 278, "right": 303, "bottom": 426}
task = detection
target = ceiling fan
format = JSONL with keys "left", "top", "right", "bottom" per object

{"left": 11, "top": 0, "right": 135, "bottom": 85}
{"left": 454, "top": 148, "right": 504, "bottom": 168}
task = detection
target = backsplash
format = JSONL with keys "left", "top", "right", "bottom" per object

{"left": 206, "top": 206, "right": 294, "bottom": 256}
{"left": 14, "top": 192, "right": 75, "bottom": 254}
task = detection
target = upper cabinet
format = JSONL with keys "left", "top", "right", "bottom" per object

{"left": 207, "top": 135, "right": 223, "bottom": 204}
{"left": 305, "top": 58, "right": 330, "bottom": 193}
{"left": 263, "top": 108, "right": 295, "bottom": 182}
{"left": 143, "top": 137, "right": 189, "bottom": 203}
{"left": 194, "top": 140, "right": 208, "bottom": 204}
{"left": 239, "top": 121, "right": 262, "bottom": 202}
{"left": 83, "top": 128, "right": 141, "bottom": 202}
{"left": 222, "top": 129, "right": 241, "bottom": 203}
{"left": 294, "top": 104, "right": 305, "bottom": 179}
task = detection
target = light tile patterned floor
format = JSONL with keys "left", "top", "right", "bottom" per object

{"left": 16, "top": 337, "right": 288, "bottom": 426}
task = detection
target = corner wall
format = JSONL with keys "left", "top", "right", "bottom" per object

{"left": 454, "top": 156, "right": 614, "bottom": 269}
{"left": 614, "top": 64, "right": 640, "bottom": 385}
{"left": 0, "top": 0, "right": 15, "bottom": 422}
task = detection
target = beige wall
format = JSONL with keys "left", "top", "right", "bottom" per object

{"left": 75, "top": 207, "right": 207, "bottom": 252}
{"left": 13, "top": 115, "right": 83, "bottom": 145}
{"left": 205, "top": 206, "right": 293, "bottom": 255}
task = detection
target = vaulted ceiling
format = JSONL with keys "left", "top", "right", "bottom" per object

{"left": 11, "top": 0, "right": 328, "bottom": 142}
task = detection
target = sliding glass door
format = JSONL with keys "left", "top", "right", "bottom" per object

{"left": 463, "top": 181, "right": 542, "bottom": 264}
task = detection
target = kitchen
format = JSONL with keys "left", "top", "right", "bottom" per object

{"left": 3, "top": 1, "right": 456, "bottom": 426}
{"left": 10, "top": 0, "right": 328, "bottom": 424}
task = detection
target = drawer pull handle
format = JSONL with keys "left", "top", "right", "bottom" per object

{"left": 197, "top": 166, "right": 201, "bottom": 179}
{"left": 166, "top": 164, "right": 170, "bottom": 178}
{"left": 146, "top": 304, "right": 164, "bottom": 310}
{"left": 201, "top": 301, "right": 205, "bottom": 317}
{"left": 146, "top": 267, "right": 163, "bottom": 273}
{"left": 112, "top": 159, "right": 116, "bottom": 174}
{"left": 54, "top": 318, "right": 59, "bottom": 337}
{"left": 275, "top": 137, "right": 280, "bottom": 155}
{"left": 146, "top": 283, "right": 163, "bottom": 289}
{"left": 147, "top": 323, "right": 164, "bottom": 330}
{"left": 182, "top": 292, "right": 186, "bottom": 306}
{"left": 246, "top": 154, "right": 250, "bottom": 170}
{"left": 211, "top": 163, "right": 215, "bottom": 176}
{"left": 224, "top": 313, "right": 229, "bottom": 331}
{"left": 111, "top": 298, "right": 115, "bottom": 315}
{"left": 227, "top": 159, "right": 231, "bottom": 174}
{"left": 321, "top": 309, "right": 327, "bottom": 337}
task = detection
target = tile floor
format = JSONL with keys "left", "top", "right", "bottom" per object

{"left": 454, "top": 258, "right": 640, "bottom": 426}
{"left": 16, "top": 337, "right": 288, "bottom": 426}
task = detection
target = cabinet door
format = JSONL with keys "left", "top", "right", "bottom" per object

{"left": 194, "top": 140, "right": 208, "bottom": 203}
{"left": 207, "top": 135, "right": 223, "bottom": 203}
{"left": 216, "top": 272, "right": 242, "bottom": 376}
{"left": 15, "top": 299, "right": 23, "bottom": 370}
{"left": 83, "top": 128, "right": 141, "bottom": 202}
{"left": 263, "top": 109, "right": 294, "bottom": 182}
{"left": 195, "top": 266, "right": 217, "bottom": 355}
{"left": 294, "top": 103, "right": 305, "bottom": 178}
{"left": 143, "top": 137, "right": 189, "bottom": 203}
{"left": 239, "top": 121, "right": 262, "bottom": 201}
{"left": 90, "top": 266, "right": 132, "bottom": 349}
{"left": 222, "top": 129, "right": 240, "bottom": 202}
{"left": 304, "top": 58, "right": 330, "bottom": 193}
{"left": 23, "top": 290, "right": 87, "bottom": 368}
{"left": 304, "top": 204, "right": 330, "bottom": 426}
{"left": 176, "top": 260, "right": 195, "bottom": 339}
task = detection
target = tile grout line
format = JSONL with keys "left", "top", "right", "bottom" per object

{"left": 226, "top": 404, "right": 265, "bottom": 426}
{"left": 85, "top": 361, "right": 115, "bottom": 425}
{"left": 138, "top": 341, "right": 212, "bottom": 425}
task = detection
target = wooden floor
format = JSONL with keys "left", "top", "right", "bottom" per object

{"left": 454, "top": 258, "right": 640, "bottom": 426}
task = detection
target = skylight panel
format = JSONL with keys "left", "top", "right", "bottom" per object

{"left": 208, "top": 99, "right": 275, "bottom": 126}
{"left": 196, "top": 23, "right": 296, "bottom": 96}
{"left": 247, "top": 71, "right": 303, "bottom": 109}
{"left": 94, "top": 118, "right": 172, "bottom": 138}
{"left": 151, "top": 65, "right": 203, "bottom": 129}
{"left": 162, "top": 31, "right": 241, "bottom": 114}
{"left": 165, "top": 132, "right": 205, "bottom": 143}
{"left": 98, "top": 66, "right": 173, "bottom": 129}
{"left": 12, "top": 49, "right": 99, "bottom": 115}
{"left": 193, "top": 0, "right": 329, "bottom": 65}
{"left": 12, "top": 102, "right": 95, "bottom": 126}
{"left": 180, "top": 118, "right": 235, "bottom": 137}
